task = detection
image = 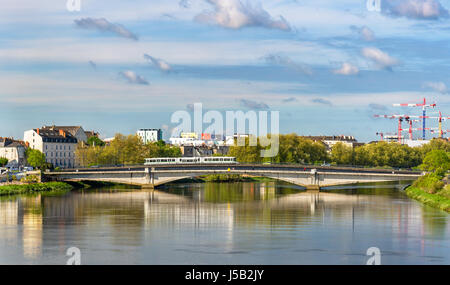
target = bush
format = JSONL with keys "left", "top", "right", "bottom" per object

{"left": 21, "top": 175, "right": 39, "bottom": 184}
{"left": 0, "top": 182, "right": 73, "bottom": 196}
{"left": 413, "top": 173, "right": 445, "bottom": 194}
{"left": 419, "top": 149, "right": 450, "bottom": 176}
{"left": 0, "top": 157, "right": 8, "bottom": 167}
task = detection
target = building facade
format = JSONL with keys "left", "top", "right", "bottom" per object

{"left": 41, "top": 126, "right": 87, "bottom": 143}
{"left": 137, "top": 129, "right": 162, "bottom": 144}
{"left": 0, "top": 138, "right": 26, "bottom": 167}
{"left": 24, "top": 127, "right": 78, "bottom": 168}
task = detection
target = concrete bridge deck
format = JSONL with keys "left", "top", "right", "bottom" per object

{"left": 45, "top": 164, "right": 422, "bottom": 190}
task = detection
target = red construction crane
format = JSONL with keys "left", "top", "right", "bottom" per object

{"left": 393, "top": 98, "right": 436, "bottom": 140}
{"left": 374, "top": 114, "right": 411, "bottom": 143}
{"left": 375, "top": 132, "right": 397, "bottom": 141}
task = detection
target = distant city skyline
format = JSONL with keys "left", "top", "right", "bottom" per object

{"left": 3, "top": 0, "right": 450, "bottom": 142}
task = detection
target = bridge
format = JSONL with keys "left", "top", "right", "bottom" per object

{"left": 45, "top": 164, "right": 422, "bottom": 190}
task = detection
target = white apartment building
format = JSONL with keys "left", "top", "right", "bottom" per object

{"left": 137, "top": 128, "right": 162, "bottom": 144}
{"left": 0, "top": 138, "right": 26, "bottom": 167}
{"left": 24, "top": 127, "right": 78, "bottom": 168}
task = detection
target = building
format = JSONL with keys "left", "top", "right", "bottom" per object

{"left": 0, "top": 138, "right": 26, "bottom": 167}
{"left": 302, "top": 135, "right": 360, "bottom": 151}
{"left": 84, "top": 130, "right": 100, "bottom": 140}
{"left": 24, "top": 127, "right": 78, "bottom": 168}
{"left": 41, "top": 125, "right": 87, "bottom": 143}
{"left": 180, "top": 132, "right": 198, "bottom": 139}
{"left": 137, "top": 129, "right": 162, "bottom": 144}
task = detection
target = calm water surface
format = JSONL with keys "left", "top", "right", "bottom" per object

{"left": 0, "top": 181, "right": 449, "bottom": 265}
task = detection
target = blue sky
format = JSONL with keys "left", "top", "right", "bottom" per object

{"left": 2, "top": 0, "right": 450, "bottom": 142}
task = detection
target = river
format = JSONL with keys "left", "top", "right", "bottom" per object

{"left": 0, "top": 181, "right": 449, "bottom": 265}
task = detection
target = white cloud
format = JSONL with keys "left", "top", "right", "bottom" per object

{"left": 74, "top": 18, "right": 138, "bottom": 41}
{"left": 311, "top": 98, "right": 333, "bottom": 106}
{"left": 118, "top": 71, "right": 149, "bottom": 85}
{"left": 264, "top": 54, "right": 313, "bottom": 75}
{"left": 0, "top": 38, "right": 348, "bottom": 67}
{"left": 239, "top": 99, "right": 270, "bottom": 110}
{"left": 195, "top": 0, "right": 290, "bottom": 31}
{"left": 179, "top": 0, "right": 191, "bottom": 8}
{"left": 422, "top": 81, "right": 448, "bottom": 93}
{"left": 144, "top": 54, "right": 172, "bottom": 72}
{"left": 282, "top": 97, "right": 297, "bottom": 103}
{"left": 361, "top": 47, "right": 399, "bottom": 70}
{"left": 351, "top": 25, "right": 375, "bottom": 41}
{"left": 333, "top": 62, "right": 359, "bottom": 75}
{"left": 381, "top": 0, "right": 449, "bottom": 19}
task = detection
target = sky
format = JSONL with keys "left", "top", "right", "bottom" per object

{"left": 2, "top": 0, "right": 450, "bottom": 142}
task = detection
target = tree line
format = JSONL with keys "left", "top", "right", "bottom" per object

{"left": 75, "top": 134, "right": 181, "bottom": 167}
{"left": 20, "top": 132, "right": 450, "bottom": 170}
{"left": 228, "top": 134, "right": 450, "bottom": 169}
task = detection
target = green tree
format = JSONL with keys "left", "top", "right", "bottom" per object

{"left": 74, "top": 133, "right": 181, "bottom": 167}
{"left": 87, "top": 136, "right": 105, "bottom": 147}
{"left": 272, "top": 134, "right": 328, "bottom": 164}
{"left": 419, "top": 149, "right": 450, "bottom": 176}
{"left": 330, "top": 142, "right": 354, "bottom": 165}
{"left": 26, "top": 149, "right": 47, "bottom": 169}
{"left": 228, "top": 134, "right": 328, "bottom": 164}
{"left": 420, "top": 138, "right": 450, "bottom": 155}
{"left": 228, "top": 136, "right": 264, "bottom": 163}
{"left": 0, "top": 157, "right": 8, "bottom": 167}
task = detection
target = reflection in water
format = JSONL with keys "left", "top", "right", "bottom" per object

{"left": 0, "top": 181, "right": 449, "bottom": 265}
{"left": 21, "top": 196, "right": 43, "bottom": 259}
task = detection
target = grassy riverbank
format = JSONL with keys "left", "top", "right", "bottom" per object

{"left": 0, "top": 182, "right": 73, "bottom": 196}
{"left": 405, "top": 174, "right": 450, "bottom": 213}
{"left": 0, "top": 180, "right": 133, "bottom": 196}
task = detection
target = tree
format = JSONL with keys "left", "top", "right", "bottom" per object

{"left": 228, "top": 134, "right": 328, "bottom": 164}
{"left": 0, "top": 157, "right": 8, "bottom": 167}
{"left": 419, "top": 149, "right": 450, "bottom": 176}
{"left": 74, "top": 133, "right": 181, "bottom": 167}
{"left": 228, "top": 136, "right": 264, "bottom": 163}
{"left": 330, "top": 142, "right": 353, "bottom": 165}
{"left": 271, "top": 134, "right": 328, "bottom": 164}
{"left": 26, "top": 149, "right": 47, "bottom": 169}
{"left": 420, "top": 138, "right": 450, "bottom": 155}
{"left": 87, "top": 136, "right": 105, "bottom": 147}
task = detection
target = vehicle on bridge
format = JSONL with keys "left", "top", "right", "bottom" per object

{"left": 144, "top": 156, "right": 237, "bottom": 165}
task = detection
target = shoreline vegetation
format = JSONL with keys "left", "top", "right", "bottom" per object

{"left": 0, "top": 180, "right": 132, "bottom": 196}
{"left": 404, "top": 148, "right": 450, "bottom": 213}
{"left": 405, "top": 174, "right": 450, "bottom": 213}
{"left": 0, "top": 182, "right": 73, "bottom": 196}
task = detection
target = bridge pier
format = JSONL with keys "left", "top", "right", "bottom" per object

{"left": 305, "top": 185, "right": 320, "bottom": 191}
{"left": 144, "top": 167, "right": 155, "bottom": 188}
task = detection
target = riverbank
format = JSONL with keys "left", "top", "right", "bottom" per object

{"left": 0, "top": 182, "right": 73, "bottom": 196}
{"left": 405, "top": 186, "right": 450, "bottom": 213}
{"left": 0, "top": 180, "right": 133, "bottom": 196}
{"left": 405, "top": 174, "right": 450, "bottom": 213}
